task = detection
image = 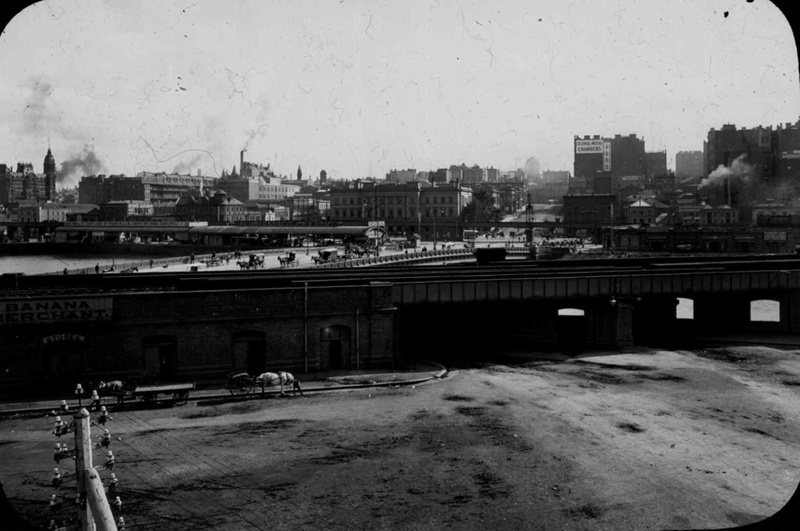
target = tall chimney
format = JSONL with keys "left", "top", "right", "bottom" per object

{"left": 240, "top": 150, "right": 245, "bottom": 176}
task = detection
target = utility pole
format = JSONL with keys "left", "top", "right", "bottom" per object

{"left": 74, "top": 408, "right": 95, "bottom": 531}
{"left": 54, "top": 385, "right": 118, "bottom": 531}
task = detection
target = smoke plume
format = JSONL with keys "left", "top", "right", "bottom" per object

{"left": 699, "top": 154, "right": 753, "bottom": 189}
{"left": 58, "top": 145, "right": 106, "bottom": 188}
{"left": 171, "top": 153, "right": 203, "bottom": 174}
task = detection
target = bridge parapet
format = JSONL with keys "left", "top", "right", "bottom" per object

{"left": 392, "top": 269, "right": 800, "bottom": 305}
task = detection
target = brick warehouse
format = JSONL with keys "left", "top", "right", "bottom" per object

{"left": 0, "top": 280, "right": 398, "bottom": 391}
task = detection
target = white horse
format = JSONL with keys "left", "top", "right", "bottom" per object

{"left": 97, "top": 380, "right": 124, "bottom": 392}
{"left": 255, "top": 372, "right": 303, "bottom": 397}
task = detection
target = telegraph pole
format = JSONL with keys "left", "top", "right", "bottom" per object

{"left": 74, "top": 408, "right": 95, "bottom": 531}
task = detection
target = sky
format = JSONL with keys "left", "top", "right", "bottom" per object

{"left": 0, "top": 0, "right": 798, "bottom": 188}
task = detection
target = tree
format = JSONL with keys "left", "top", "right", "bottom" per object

{"left": 460, "top": 189, "right": 502, "bottom": 226}
{"left": 297, "top": 165, "right": 303, "bottom": 180}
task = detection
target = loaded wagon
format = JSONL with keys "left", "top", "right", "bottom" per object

{"left": 99, "top": 382, "right": 195, "bottom": 407}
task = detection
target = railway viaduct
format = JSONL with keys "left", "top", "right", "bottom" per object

{"left": 2, "top": 256, "right": 800, "bottom": 391}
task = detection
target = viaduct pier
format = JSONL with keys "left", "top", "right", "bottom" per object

{"left": 2, "top": 255, "right": 800, "bottom": 391}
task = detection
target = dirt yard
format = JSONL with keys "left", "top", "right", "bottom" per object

{"left": 2, "top": 346, "right": 799, "bottom": 530}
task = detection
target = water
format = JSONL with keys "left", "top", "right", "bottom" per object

{"left": 0, "top": 255, "right": 168, "bottom": 275}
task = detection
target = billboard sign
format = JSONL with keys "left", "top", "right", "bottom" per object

{"left": 575, "top": 139, "right": 604, "bottom": 154}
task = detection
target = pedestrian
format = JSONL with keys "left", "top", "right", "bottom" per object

{"left": 149, "top": 259, "right": 154, "bottom": 269}
{"left": 101, "top": 429, "right": 111, "bottom": 448}
{"left": 52, "top": 468, "right": 62, "bottom": 488}
{"left": 95, "top": 263, "right": 100, "bottom": 274}
{"left": 62, "top": 268, "right": 68, "bottom": 275}
{"left": 190, "top": 253, "right": 195, "bottom": 264}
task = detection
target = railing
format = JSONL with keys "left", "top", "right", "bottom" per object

{"left": 39, "top": 248, "right": 291, "bottom": 276}
{"left": 313, "top": 248, "right": 475, "bottom": 269}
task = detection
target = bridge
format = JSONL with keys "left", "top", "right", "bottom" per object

{"left": 2, "top": 255, "right": 799, "bottom": 388}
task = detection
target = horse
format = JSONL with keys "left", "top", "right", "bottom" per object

{"left": 97, "top": 380, "right": 124, "bottom": 392}
{"left": 255, "top": 372, "right": 303, "bottom": 397}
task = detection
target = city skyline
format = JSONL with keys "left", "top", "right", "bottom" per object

{"left": 0, "top": 0, "right": 798, "bottom": 187}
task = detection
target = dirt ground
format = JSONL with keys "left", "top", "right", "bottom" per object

{"left": 1, "top": 346, "right": 799, "bottom": 531}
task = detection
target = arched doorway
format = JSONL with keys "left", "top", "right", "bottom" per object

{"left": 142, "top": 336, "right": 178, "bottom": 381}
{"left": 41, "top": 336, "right": 86, "bottom": 389}
{"left": 319, "top": 326, "right": 352, "bottom": 370}
{"left": 557, "top": 308, "right": 587, "bottom": 349}
{"left": 232, "top": 331, "right": 266, "bottom": 375}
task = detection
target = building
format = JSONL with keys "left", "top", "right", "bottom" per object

{"left": 216, "top": 174, "right": 300, "bottom": 202}
{"left": 675, "top": 151, "right": 704, "bottom": 178}
{"left": 239, "top": 150, "right": 276, "bottom": 180}
{"left": 461, "top": 165, "right": 487, "bottom": 184}
{"left": 385, "top": 169, "right": 417, "bottom": 183}
{"left": 328, "top": 180, "right": 471, "bottom": 238}
{"left": 486, "top": 167, "right": 500, "bottom": 183}
{"left": 175, "top": 190, "right": 247, "bottom": 223}
{"left": 79, "top": 173, "right": 218, "bottom": 204}
{"left": 573, "top": 135, "right": 606, "bottom": 180}
{"left": 0, "top": 148, "right": 57, "bottom": 205}
{"left": 98, "top": 200, "right": 155, "bottom": 221}
{"left": 427, "top": 169, "right": 449, "bottom": 184}
{"left": 542, "top": 171, "right": 570, "bottom": 184}
{"left": 644, "top": 151, "right": 667, "bottom": 183}
{"left": 624, "top": 199, "right": 670, "bottom": 226}
{"left": 610, "top": 134, "right": 646, "bottom": 181}
{"left": 562, "top": 194, "right": 615, "bottom": 226}
{"left": 18, "top": 202, "right": 69, "bottom": 223}
{"left": 676, "top": 202, "right": 738, "bottom": 226}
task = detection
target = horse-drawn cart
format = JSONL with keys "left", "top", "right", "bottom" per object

{"left": 228, "top": 372, "right": 256, "bottom": 397}
{"left": 100, "top": 382, "right": 195, "bottom": 407}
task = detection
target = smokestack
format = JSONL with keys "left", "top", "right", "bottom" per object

{"left": 240, "top": 150, "right": 245, "bottom": 177}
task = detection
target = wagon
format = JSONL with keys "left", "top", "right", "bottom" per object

{"left": 100, "top": 382, "right": 195, "bottom": 407}
{"left": 227, "top": 372, "right": 256, "bottom": 397}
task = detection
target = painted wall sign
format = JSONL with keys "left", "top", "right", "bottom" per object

{"left": 0, "top": 298, "right": 112, "bottom": 325}
{"left": 42, "top": 334, "right": 87, "bottom": 344}
{"left": 575, "top": 139, "right": 604, "bottom": 153}
{"left": 764, "top": 231, "right": 787, "bottom": 241}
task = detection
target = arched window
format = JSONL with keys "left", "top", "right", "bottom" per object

{"left": 676, "top": 298, "right": 694, "bottom": 320}
{"left": 751, "top": 300, "right": 780, "bottom": 323}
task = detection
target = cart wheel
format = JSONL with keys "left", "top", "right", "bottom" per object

{"left": 173, "top": 391, "right": 189, "bottom": 406}
{"left": 229, "top": 377, "right": 255, "bottom": 398}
